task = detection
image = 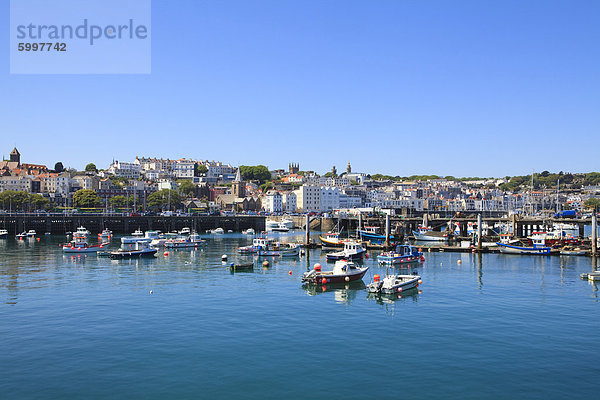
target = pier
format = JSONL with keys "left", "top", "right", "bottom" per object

{"left": 0, "top": 214, "right": 265, "bottom": 235}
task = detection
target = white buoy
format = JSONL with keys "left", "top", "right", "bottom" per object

{"left": 149, "top": 290, "right": 153, "bottom": 294}
{"left": 221, "top": 254, "right": 228, "bottom": 261}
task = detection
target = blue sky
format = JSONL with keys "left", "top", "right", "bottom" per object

{"left": 1, "top": 0, "right": 599, "bottom": 177}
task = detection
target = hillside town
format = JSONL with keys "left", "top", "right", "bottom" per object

{"left": 1, "top": 147, "right": 600, "bottom": 216}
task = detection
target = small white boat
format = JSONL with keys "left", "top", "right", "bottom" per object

{"left": 367, "top": 273, "right": 422, "bottom": 294}
{"left": 211, "top": 227, "right": 224, "bottom": 234}
{"left": 560, "top": 247, "right": 586, "bottom": 256}
{"left": 581, "top": 271, "right": 600, "bottom": 281}
{"left": 265, "top": 220, "right": 280, "bottom": 232}
{"left": 131, "top": 229, "right": 144, "bottom": 237}
{"left": 16, "top": 231, "right": 28, "bottom": 239}
{"left": 257, "top": 242, "right": 300, "bottom": 257}
{"left": 326, "top": 241, "right": 366, "bottom": 261}
{"left": 98, "top": 229, "right": 112, "bottom": 239}
{"left": 179, "top": 227, "right": 191, "bottom": 235}
{"left": 165, "top": 233, "right": 206, "bottom": 248}
{"left": 109, "top": 241, "right": 157, "bottom": 259}
{"left": 242, "top": 228, "right": 256, "bottom": 235}
{"left": 0, "top": 229, "right": 8, "bottom": 238}
{"left": 26, "top": 229, "right": 37, "bottom": 237}
{"left": 280, "top": 218, "right": 294, "bottom": 230}
{"left": 412, "top": 226, "right": 447, "bottom": 242}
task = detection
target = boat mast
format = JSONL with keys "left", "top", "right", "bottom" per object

{"left": 556, "top": 179, "right": 559, "bottom": 213}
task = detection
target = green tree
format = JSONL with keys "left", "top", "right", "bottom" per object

{"left": 147, "top": 189, "right": 180, "bottom": 210}
{"left": 29, "top": 193, "right": 50, "bottom": 210}
{"left": 73, "top": 189, "right": 101, "bottom": 208}
{"left": 85, "top": 163, "right": 97, "bottom": 172}
{"left": 239, "top": 165, "right": 271, "bottom": 184}
{"left": 195, "top": 163, "right": 208, "bottom": 175}
{"left": 110, "top": 195, "right": 128, "bottom": 208}
{"left": 177, "top": 180, "right": 196, "bottom": 197}
{"left": 54, "top": 162, "right": 64, "bottom": 173}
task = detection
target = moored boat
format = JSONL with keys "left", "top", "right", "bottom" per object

{"left": 412, "top": 226, "right": 447, "bottom": 242}
{"left": 302, "top": 261, "right": 369, "bottom": 284}
{"left": 63, "top": 235, "right": 107, "bottom": 253}
{"left": 496, "top": 238, "right": 551, "bottom": 255}
{"left": 109, "top": 241, "right": 157, "bottom": 259}
{"left": 242, "top": 228, "right": 256, "bottom": 235}
{"left": 165, "top": 233, "right": 205, "bottom": 248}
{"left": 377, "top": 244, "right": 424, "bottom": 265}
{"left": 358, "top": 226, "right": 386, "bottom": 241}
{"left": 367, "top": 273, "right": 422, "bottom": 294}
{"left": 0, "top": 229, "right": 8, "bottom": 238}
{"left": 325, "top": 241, "right": 366, "bottom": 261}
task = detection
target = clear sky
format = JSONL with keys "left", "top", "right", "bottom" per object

{"left": 1, "top": 0, "right": 599, "bottom": 177}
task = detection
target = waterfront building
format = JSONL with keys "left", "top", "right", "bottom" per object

{"left": 108, "top": 160, "right": 141, "bottom": 179}
{"left": 283, "top": 192, "right": 297, "bottom": 212}
{"left": 263, "top": 191, "right": 283, "bottom": 213}
{"left": 174, "top": 159, "right": 195, "bottom": 179}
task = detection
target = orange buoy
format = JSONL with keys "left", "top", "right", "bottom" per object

{"left": 164, "top": 251, "right": 169, "bottom": 256}
{"left": 418, "top": 280, "right": 423, "bottom": 285}
{"left": 288, "top": 271, "right": 292, "bottom": 275}
{"left": 374, "top": 274, "right": 380, "bottom": 282}
{"left": 321, "top": 278, "right": 327, "bottom": 285}
{"left": 314, "top": 263, "right": 321, "bottom": 271}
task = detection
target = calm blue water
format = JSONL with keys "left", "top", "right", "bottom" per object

{"left": 1, "top": 233, "right": 599, "bottom": 399}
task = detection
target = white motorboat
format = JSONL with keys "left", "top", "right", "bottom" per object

{"left": 242, "top": 228, "right": 256, "bottom": 235}
{"left": 165, "top": 233, "right": 206, "bottom": 248}
{"left": 302, "top": 260, "right": 369, "bottom": 284}
{"left": 121, "top": 230, "right": 160, "bottom": 245}
{"left": 280, "top": 218, "right": 294, "bottom": 229}
{"left": 0, "top": 229, "right": 8, "bottom": 238}
{"left": 210, "top": 227, "right": 224, "bottom": 234}
{"left": 131, "top": 229, "right": 144, "bottom": 237}
{"left": 265, "top": 220, "right": 280, "bottom": 232}
{"left": 412, "top": 226, "right": 447, "bottom": 242}
{"left": 98, "top": 229, "right": 112, "bottom": 239}
{"left": 27, "top": 229, "right": 37, "bottom": 237}
{"left": 179, "top": 227, "right": 191, "bottom": 235}
{"left": 325, "top": 241, "right": 366, "bottom": 261}
{"left": 367, "top": 273, "right": 422, "bottom": 294}
{"left": 109, "top": 241, "right": 157, "bottom": 259}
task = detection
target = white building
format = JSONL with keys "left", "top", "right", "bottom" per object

{"left": 320, "top": 186, "right": 340, "bottom": 211}
{"left": 263, "top": 191, "right": 283, "bottom": 213}
{"left": 174, "top": 159, "right": 195, "bottom": 179}
{"left": 283, "top": 192, "right": 297, "bottom": 212}
{"left": 108, "top": 160, "right": 141, "bottom": 179}
{"left": 294, "top": 184, "right": 321, "bottom": 213}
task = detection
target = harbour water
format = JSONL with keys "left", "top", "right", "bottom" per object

{"left": 1, "top": 233, "right": 599, "bottom": 399}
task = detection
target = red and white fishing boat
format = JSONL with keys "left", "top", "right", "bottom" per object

{"left": 63, "top": 235, "right": 107, "bottom": 253}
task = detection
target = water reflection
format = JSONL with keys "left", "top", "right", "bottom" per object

{"left": 302, "top": 281, "right": 366, "bottom": 305}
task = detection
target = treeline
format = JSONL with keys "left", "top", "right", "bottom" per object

{"left": 0, "top": 191, "right": 50, "bottom": 210}
{"left": 500, "top": 171, "right": 600, "bottom": 192}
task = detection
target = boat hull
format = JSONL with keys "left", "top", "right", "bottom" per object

{"left": 367, "top": 275, "right": 421, "bottom": 294}
{"left": 496, "top": 243, "right": 551, "bottom": 255}
{"left": 377, "top": 254, "right": 423, "bottom": 265}
{"left": 302, "top": 268, "right": 368, "bottom": 284}
{"left": 413, "top": 231, "right": 446, "bottom": 242}
{"left": 109, "top": 249, "right": 158, "bottom": 259}
{"left": 326, "top": 249, "right": 365, "bottom": 261}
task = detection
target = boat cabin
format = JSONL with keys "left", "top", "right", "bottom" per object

{"left": 333, "top": 260, "right": 361, "bottom": 275}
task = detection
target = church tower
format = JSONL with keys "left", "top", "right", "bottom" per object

{"left": 10, "top": 148, "right": 20, "bottom": 165}
{"left": 232, "top": 168, "right": 246, "bottom": 198}
{"left": 347, "top": 162, "right": 351, "bottom": 174}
